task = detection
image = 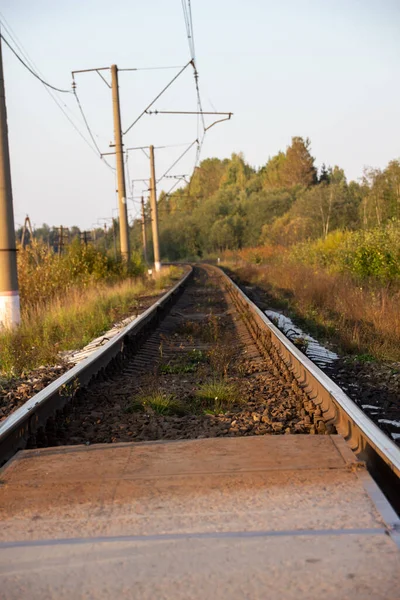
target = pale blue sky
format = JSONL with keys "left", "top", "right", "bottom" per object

{"left": 2, "top": 0, "right": 400, "bottom": 229}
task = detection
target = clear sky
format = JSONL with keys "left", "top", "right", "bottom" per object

{"left": 1, "top": 0, "right": 400, "bottom": 230}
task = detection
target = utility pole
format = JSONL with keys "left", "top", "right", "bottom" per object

{"left": 141, "top": 196, "right": 148, "bottom": 265}
{"left": 58, "top": 226, "right": 64, "bottom": 256}
{"left": 149, "top": 145, "right": 161, "bottom": 272}
{"left": 112, "top": 218, "right": 117, "bottom": 259}
{"left": 21, "top": 215, "right": 33, "bottom": 249}
{"left": 111, "top": 64, "right": 130, "bottom": 263}
{"left": 0, "top": 36, "right": 20, "bottom": 328}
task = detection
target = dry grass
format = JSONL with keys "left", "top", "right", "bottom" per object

{"left": 0, "top": 266, "right": 183, "bottom": 377}
{"left": 228, "top": 262, "right": 400, "bottom": 362}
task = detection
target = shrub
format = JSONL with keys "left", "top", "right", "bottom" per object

{"left": 17, "top": 241, "right": 145, "bottom": 307}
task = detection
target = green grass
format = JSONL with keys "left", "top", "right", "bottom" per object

{"left": 126, "top": 391, "right": 186, "bottom": 416}
{"left": 159, "top": 349, "right": 207, "bottom": 374}
{"left": 195, "top": 379, "right": 242, "bottom": 414}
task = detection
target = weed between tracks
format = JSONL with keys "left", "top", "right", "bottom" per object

{"left": 195, "top": 380, "right": 242, "bottom": 414}
{"left": 126, "top": 392, "right": 187, "bottom": 416}
{"left": 49, "top": 268, "right": 326, "bottom": 446}
{"left": 126, "top": 378, "right": 242, "bottom": 418}
{"left": 160, "top": 349, "right": 207, "bottom": 374}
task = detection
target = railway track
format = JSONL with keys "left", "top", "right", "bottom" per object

{"left": 1, "top": 264, "right": 400, "bottom": 598}
{"left": 0, "top": 264, "right": 400, "bottom": 503}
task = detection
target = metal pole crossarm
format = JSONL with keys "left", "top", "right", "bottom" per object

{"left": 126, "top": 146, "right": 150, "bottom": 151}
{"left": 145, "top": 110, "right": 233, "bottom": 133}
{"left": 119, "top": 65, "right": 187, "bottom": 72}
{"left": 127, "top": 142, "right": 194, "bottom": 151}
{"left": 123, "top": 60, "right": 193, "bottom": 135}
{"left": 71, "top": 67, "right": 110, "bottom": 75}
{"left": 72, "top": 67, "right": 111, "bottom": 89}
{"left": 146, "top": 110, "right": 233, "bottom": 116}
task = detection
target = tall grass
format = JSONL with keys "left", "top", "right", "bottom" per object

{"left": 222, "top": 222, "right": 400, "bottom": 282}
{"left": 0, "top": 261, "right": 183, "bottom": 378}
{"left": 17, "top": 240, "right": 145, "bottom": 307}
{"left": 228, "top": 261, "right": 400, "bottom": 361}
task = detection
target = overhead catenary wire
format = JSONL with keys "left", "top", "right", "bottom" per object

{"left": 156, "top": 139, "right": 198, "bottom": 184}
{"left": 125, "top": 152, "right": 133, "bottom": 198}
{"left": 72, "top": 85, "right": 115, "bottom": 171}
{"left": 0, "top": 17, "right": 115, "bottom": 171}
{"left": 0, "top": 32, "right": 71, "bottom": 93}
{"left": 180, "top": 0, "right": 207, "bottom": 176}
{"left": 121, "top": 3, "right": 232, "bottom": 205}
{"left": 181, "top": 0, "right": 195, "bottom": 62}
{"left": 122, "top": 60, "right": 193, "bottom": 135}
{"left": 164, "top": 177, "right": 184, "bottom": 197}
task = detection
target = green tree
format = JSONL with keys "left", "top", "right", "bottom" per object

{"left": 260, "top": 152, "right": 287, "bottom": 190}
{"left": 281, "top": 137, "right": 317, "bottom": 187}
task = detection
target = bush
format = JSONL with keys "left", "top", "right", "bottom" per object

{"left": 289, "top": 222, "right": 400, "bottom": 281}
{"left": 17, "top": 240, "right": 145, "bottom": 307}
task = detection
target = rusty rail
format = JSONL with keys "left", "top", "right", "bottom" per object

{"left": 1, "top": 262, "right": 399, "bottom": 498}
{"left": 210, "top": 264, "right": 400, "bottom": 482}
{"left": 0, "top": 267, "right": 193, "bottom": 465}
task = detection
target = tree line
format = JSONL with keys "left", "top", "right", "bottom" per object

{"left": 130, "top": 136, "right": 399, "bottom": 260}
{"left": 20, "top": 136, "right": 400, "bottom": 262}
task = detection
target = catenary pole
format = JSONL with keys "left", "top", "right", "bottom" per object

{"left": 111, "top": 64, "right": 130, "bottom": 262}
{"left": 141, "top": 196, "right": 148, "bottom": 265}
{"left": 0, "top": 35, "right": 20, "bottom": 328}
{"left": 149, "top": 145, "right": 161, "bottom": 272}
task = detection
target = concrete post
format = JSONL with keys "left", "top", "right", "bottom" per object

{"left": 141, "top": 196, "right": 148, "bottom": 264}
{"left": 111, "top": 64, "right": 130, "bottom": 263}
{"left": 0, "top": 36, "right": 20, "bottom": 328}
{"left": 149, "top": 145, "right": 161, "bottom": 272}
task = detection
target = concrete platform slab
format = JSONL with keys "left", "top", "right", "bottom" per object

{"left": 0, "top": 435, "right": 399, "bottom": 599}
{"left": 1, "top": 534, "right": 399, "bottom": 600}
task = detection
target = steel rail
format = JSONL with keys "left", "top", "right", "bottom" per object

{"left": 211, "top": 265, "right": 400, "bottom": 481}
{"left": 1, "top": 262, "right": 400, "bottom": 498}
{"left": 0, "top": 268, "right": 193, "bottom": 465}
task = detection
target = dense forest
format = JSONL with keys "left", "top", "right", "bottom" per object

{"left": 129, "top": 136, "right": 400, "bottom": 261}
{"left": 20, "top": 136, "right": 400, "bottom": 269}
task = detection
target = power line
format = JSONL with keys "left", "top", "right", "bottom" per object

{"left": 0, "top": 32, "right": 71, "bottom": 93}
{"left": 123, "top": 60, "right": 192, "bottom": 135}
{"left": 181, "top": 0, "right": 195, "bottom": 61}
{"left": 0, "top": 17, "right": 115, "bottom": 169}
{"left": 156, "top": 139, "right": 198, "bottom": 183}
{"left": 72, "top": 86, "right": 115, "bottom": 171}
{"left": 180, "top": 1, "right": 207, "bottom": 174}
{"left": 165, "top": 178, "right": 184, "bottom": 197}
